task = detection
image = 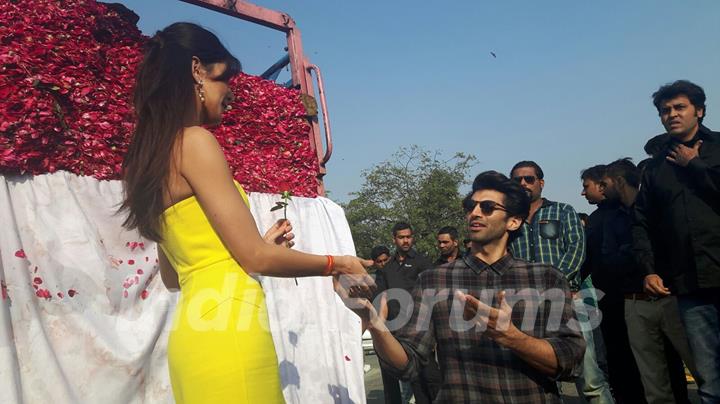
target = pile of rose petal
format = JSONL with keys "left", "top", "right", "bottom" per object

{"left": 0, "top": 0, "right": 319, "bottom": 197}
{"left": 218, "top": 73, "right": 318, "bottom": 196}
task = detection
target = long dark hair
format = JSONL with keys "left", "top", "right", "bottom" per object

{"left": 120, "top": 22, "right": 241, "bottom": 241}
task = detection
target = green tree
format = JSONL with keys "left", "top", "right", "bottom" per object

{"left": 343, "top": 145, "right": 477, "bottom": 259}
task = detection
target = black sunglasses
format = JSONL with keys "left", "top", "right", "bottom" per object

{"left": 463, "top": 199, "right": 508, "bottom": 215}
{"left": 512, "top": 175, "right": 537, "bottom": 185}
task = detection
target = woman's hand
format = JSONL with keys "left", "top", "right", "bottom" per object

{"left": 332, "top": 255, "right": 376, "bottom": 299}
{"left": 263, "top": 219, "right": 295, "bottom": 249}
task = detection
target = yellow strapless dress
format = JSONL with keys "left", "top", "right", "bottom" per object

{"left": 160, "top": 183, "right": 284, "bottom": 404}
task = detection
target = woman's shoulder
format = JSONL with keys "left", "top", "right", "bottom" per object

{"left": 177, "top": 126, "right": 229, "bottom": 179}
{"left": 181, "top": 126, "right": 219, "bottom": 147}
{"left": 179, "top": 126, "right": 225, "bottom": 162}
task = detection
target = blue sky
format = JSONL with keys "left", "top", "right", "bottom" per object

{"left": 117, "top": 0, "right": 720, "bottom": 213}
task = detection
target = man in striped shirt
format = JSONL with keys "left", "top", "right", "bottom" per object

{"left": 508, "top": 161, "right": 614, "bottom": 404}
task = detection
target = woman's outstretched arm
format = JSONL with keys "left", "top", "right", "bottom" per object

{"left": 178, "top": 126, "right": 373, "bottom": 289}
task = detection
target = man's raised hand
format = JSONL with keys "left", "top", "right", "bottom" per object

{"left": 667, "top": 140, "right": 702, "bottom": 167}
{"left": 456, "top": 290, "right": 516, "bottom": 341}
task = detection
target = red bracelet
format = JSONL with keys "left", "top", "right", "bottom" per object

{"left": 324, "top": 255, "right": 334, "bottom": 276}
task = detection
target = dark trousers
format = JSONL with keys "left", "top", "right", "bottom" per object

{"left": 411, "top": 357, "right": 441, "bottom": 404}
{"left": 599, "top": 295, "right": 647, "bottom": 403}
{"left": 380, "top": 367, "right": 403, "bottom": 404}
{"left": 666, "top": 336, "right": 691, "bottom": 404}
{"left": 625, "top": 295, "right": 698, "bottom": 404}
{"left": 380, "top": 354, "right": 441, "bottom": 404}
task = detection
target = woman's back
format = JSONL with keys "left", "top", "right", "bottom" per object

{"left": 159, "top": 180, "right": 244, "bottom": 285}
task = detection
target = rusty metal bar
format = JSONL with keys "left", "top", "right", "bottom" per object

{"left": 307, "top": 64, "right": 332, "bottom": 166}
{"left": 179, "top": 0, "right": 294, "bottom": 32}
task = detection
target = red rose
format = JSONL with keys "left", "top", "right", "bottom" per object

{"left": 0, "top": 0, "right": 320, "bottom": 197}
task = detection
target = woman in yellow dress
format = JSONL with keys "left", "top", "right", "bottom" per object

{"left": 119, "top": 22, "right": 374, "bottom": 403}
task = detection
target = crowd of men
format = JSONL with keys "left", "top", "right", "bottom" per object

{"left": 347, "top": 80, "right": 719, "bottom": 404}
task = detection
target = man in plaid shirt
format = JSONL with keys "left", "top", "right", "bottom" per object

{"left": 508, "top": 161, "right": 612, "bottom": 404}
{"left": 338, "top": 171, "right": 585, "bottom": 402}
{"left": 507, "top": 161, "right": 586, "bottom": 288}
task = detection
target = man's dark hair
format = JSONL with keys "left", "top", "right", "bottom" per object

{"left": 370, "top": 245, "right": 390, "bottom": 261}
{"left": 510, "top": 160, "right": 544, "bottom": 180}
{"left": 580, "top": 164, "right": 607, "bottom": 182}
{"left": 469, "top": 171, "right": 531, "bottom": 223}
{"left": 391, "top": 222, "right": 412, "bottom": 237}
{"left": 437, "top": 226, "right": 458, "bottom": 241}
{"left": 652, "top": 80, "right": 706, "bottom": 123}
{"left": 605, "top": 158, "right": 640, "bottom": 189}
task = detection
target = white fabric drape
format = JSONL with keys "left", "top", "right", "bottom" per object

{"left": 0, "top": 172, "right": 364, "bottom": 404}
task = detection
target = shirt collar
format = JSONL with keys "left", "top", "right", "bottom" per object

{"left": 394, "top": 248, "right": 416, "bottom": 261}
{"left": 462, "top": 252, "right": 515, "bottom": 275}
{"left": 598, "top": 199, "right": 621, "bottom": 209}
{"left": 436, "top": 249, "right": 459, "bottom": 264}
{"left": 697, "top": 125, "right": 715, "bottom": 142}
{"left": 667, "top": 125, "right": 712, "bottom": 148}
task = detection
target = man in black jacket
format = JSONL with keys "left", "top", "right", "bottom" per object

{"left": 434, "top": 226, "right": 461, "bottom": 265}
{"left": 604, "top": 158, "right": 697, "bottom": 404}
{"left": 581, "top": 163, "right": 646, "bottom": 403}
{"left": 633, "top": 80, "right": 720, "bottom": 403}
{"left": 374, "top": 222, "right": 439, "bottom": 403}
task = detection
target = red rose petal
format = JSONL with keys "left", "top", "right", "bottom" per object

{"left": 15, "top": 250, "right": 26, "bottom": 259}
{"left": 36, "top": 288, "right": 51, "bottom": 299}
{"left": 0, "top": 2, "right": 320, "bottom": 196}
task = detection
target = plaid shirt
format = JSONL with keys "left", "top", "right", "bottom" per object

{"left": 379, "top": 253, "right": 585, "bottom": 403}
{"left": 509, "top": 199, "right": 586, "bottom": 289}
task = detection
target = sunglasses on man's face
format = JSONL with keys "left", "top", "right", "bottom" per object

{"left": 463, "top": 199, "right": 508, "bottom": 216}
{"left": 512, "top": 175, "right": 537, "bottom": 185}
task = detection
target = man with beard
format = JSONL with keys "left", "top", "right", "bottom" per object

{"left": 339, "top": 171, "right": 585, "bottom": 402}
{"left": 602, "top": 158, "right": 696, "bottom": 404}
{"left": 374, "top": 222, "right": 438, "bottom": 403}
{"left": 370, "top": 245, "right": 391, "bottom": 270}
{"left": 633, "top": 80, "right": 720, "bottom": 403}
{"left": 581, "top": 163, "right": 647, "bottom": 403}
{"left": 434, "top": 226, "right": 461, "bottom": 265}
{"left": 509, "top": 160, "right": 613, "bottom": 404}
{"left": 580, "top": 164, "right": 608, "bottom": 286}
